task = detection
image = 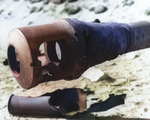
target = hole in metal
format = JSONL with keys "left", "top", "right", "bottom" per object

{"left": 55, "top": 42, "right": 61, "bottom": 60}
{"left": 46, "top": 41, "right": 62, "bottom": 63}
{"left": 7, "top": 45, "right": 20, "bottom": 77}
{"left": 38, "top": 43, "right": 47, "bottom": 66}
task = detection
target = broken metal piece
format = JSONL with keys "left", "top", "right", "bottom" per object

{"left": 7, "top": 19, "right": 150, "bottom": 89}
{"left": 86, "top": 94, "right": 126, "bottom": 112}
{"left": 8, "top": 88, "right": 87, "bottom": 116}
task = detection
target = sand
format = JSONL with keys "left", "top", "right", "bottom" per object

{"left": 1, "top": 0, "right": 150, "bottom": 119}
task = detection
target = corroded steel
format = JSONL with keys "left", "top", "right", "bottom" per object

{"left": 7, "top": 18, "right": 150, "bottom": 89}
{"left": 8, "top": 88, "right": 87, "bottom": 116}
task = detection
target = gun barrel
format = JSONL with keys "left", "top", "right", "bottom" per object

{"left": 128, "top": 21, "right": 150, "bottom": 52}
{"left": 7, "top": 19, "right": 150, "bottom": 89}
{"left": 8, "top": 88, "right": 86, "bottom": 116}
{"left": 65, "top": 19, "right": 150, "bottom": 67}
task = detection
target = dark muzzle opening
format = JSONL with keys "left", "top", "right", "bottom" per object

{"left": 7, "top": 45, "right": 20, "bottom": 77}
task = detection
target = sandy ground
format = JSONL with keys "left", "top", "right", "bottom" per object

{"left": 1, "top": 0, "right": 150, "bottom": 119}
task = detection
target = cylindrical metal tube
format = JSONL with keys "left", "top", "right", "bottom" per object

{"left": 65, "top": 19, "right": 150, "bottom": 67}
{"left": 43, "top": 19, "right": 150, "bottom": 82}
{"left": 8, "top": 95, "right": 65, "bottom": 116}
{"left": 128, "top": 21, "right": 150, "bottom": 51}
{"left": 8, "top": 88, "right": 86, "bottom": 116}
{"left": 7, "top": 18, "right": 150, "bottom": 89}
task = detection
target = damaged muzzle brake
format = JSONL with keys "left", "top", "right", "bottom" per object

{"left": 8, "top": 88, "right": 87, "bottom": 116}
{"left": 7, "top": 18, "right": 150, "bottom": 89}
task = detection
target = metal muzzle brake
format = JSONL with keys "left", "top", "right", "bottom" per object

{"left": 7, "top": 18, "right": 150, "bottom": 89}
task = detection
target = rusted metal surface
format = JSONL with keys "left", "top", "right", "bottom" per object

{"left": 8, "top": 88, "right": 87, "bottom": 116}
{"left": 7, "top": 19, "right": 75, "bottom": 89}
{"left": 7, "top": 18, "right": 150, "bottom": 89}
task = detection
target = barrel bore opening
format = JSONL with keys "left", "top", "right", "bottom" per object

{"left": 8, "top": 45, "right": 20, "bottom": 77}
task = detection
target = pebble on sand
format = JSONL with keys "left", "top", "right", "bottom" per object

{"left": 64, "top": 4, "right": 81, "bottom": 15}
{"left": 94, "top": 5, "right": 108, "bottom": 14}
{"left": 52, "top": 0, "right": 66, "bottom": 4}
